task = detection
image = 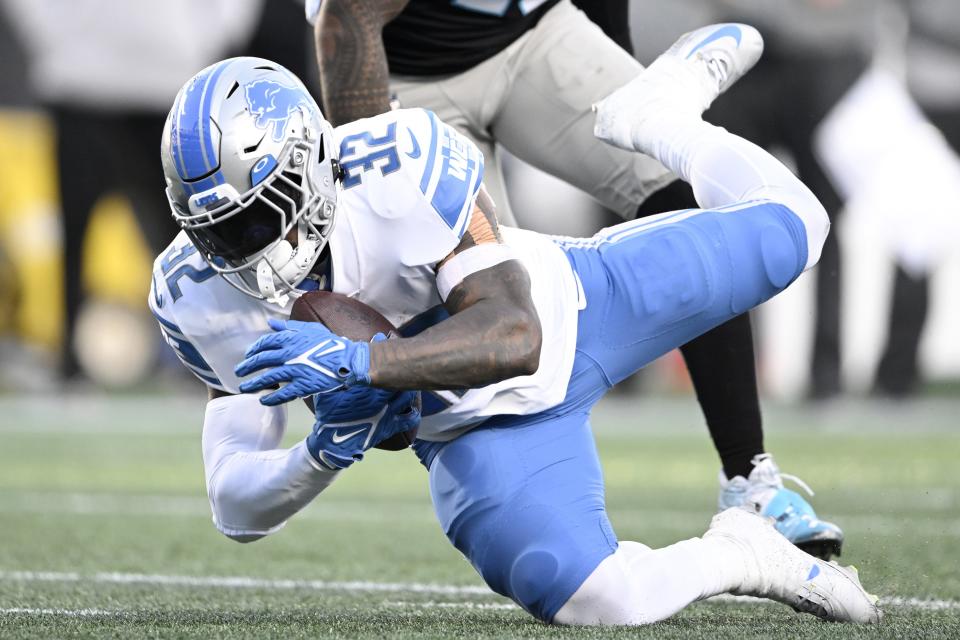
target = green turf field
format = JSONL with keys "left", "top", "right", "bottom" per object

{"left": 2, "top": 393, "right": 958, "bottom": 638}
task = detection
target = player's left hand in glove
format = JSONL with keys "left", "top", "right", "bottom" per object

{"left": 235, "top": 318, "right": 372, "bottom": 405}
{"left": 306, "top": 390, "right": 421, "bottom": 470}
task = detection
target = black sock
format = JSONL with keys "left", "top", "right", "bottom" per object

{"left": 636, "top": 179, "right": 764, "bottom": 480}
{"left": 634, "top": 179, "right": 696, "bottom": 219}
{"left": 680, "top": 313, "right": 764, "bottom": 480}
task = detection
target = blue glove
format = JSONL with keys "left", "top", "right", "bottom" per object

{"left": 306, "top": 390, "right": 421, "bottom": 470}
{"left": 311, "top": 334, "right": 392, "bottom": 422}
{"left": 313, "top": 384, "right": 395, "bottom": 424}
{"left": 235, "top": 318, "right": 372, "bottom": 406}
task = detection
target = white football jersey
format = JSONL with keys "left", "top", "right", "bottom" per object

{"left": 149, "top": 108, "right": 580, "bottom": 441}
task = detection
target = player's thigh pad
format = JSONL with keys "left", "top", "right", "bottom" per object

{"left": 428, "top": 408, "right": 616, "bottom": 622}
{"left": 566, "top": 201, "right": 808, "bottom": 384}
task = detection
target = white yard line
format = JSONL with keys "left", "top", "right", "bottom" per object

{"left": 882, "top": 596, "right": 960, "bottom": 611}
{"left": 384, "top": 600, "right": 520, "bottom": 611}
{"left": 0, "top": 570, "right": 491, "bottom": 596}
{"left": 708, "top": 593, "right": 960, "bottom": 611}
{"left": 1, "top": 607, "right": 117, "bottom": 617}
{"left": 2, "top": 570, "right": 959, "bottom": 613}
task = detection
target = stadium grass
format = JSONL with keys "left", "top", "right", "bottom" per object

{"left": 1, "top": 394, "right": 958, "bottom": 638}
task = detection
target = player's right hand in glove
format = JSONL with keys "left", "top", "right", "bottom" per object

{"left": 306, "top": 390, "right": 420, "bottom": 471}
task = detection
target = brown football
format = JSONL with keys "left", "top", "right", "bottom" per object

{"left": 290, "top": 291, "right": 418, "bottom": 451}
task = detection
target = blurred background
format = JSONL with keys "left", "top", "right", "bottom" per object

{"left": 1, "top": 2, "right": 958, "bottom": 634}
{"left": 0, "top": 0, "right": 958, "bottom": 403}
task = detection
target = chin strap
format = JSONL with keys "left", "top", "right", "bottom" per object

{"left": 255, "top": 228, "right": 324, "bottom": 306}
{"left": 256, "top": 259, "right": 290, "bottom": 307}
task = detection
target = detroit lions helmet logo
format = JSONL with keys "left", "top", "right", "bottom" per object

{"left": 244, "top": 79, "right": 310, "bottom": 142}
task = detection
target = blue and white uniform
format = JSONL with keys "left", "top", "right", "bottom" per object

{"left": 151, "top": 108, "right": 581, "bottom": 441}
{"left": 152, "top": 108, "right": 819, "bottom": 622}
{"left": 425, "top": 197, "right": 808, "bottom": 620}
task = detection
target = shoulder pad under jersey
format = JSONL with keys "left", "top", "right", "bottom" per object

{"left": 149, "top": 236, "right": 227, "bottom": 390}
{"left": 336, "top": 108, "right": 484, "bottom": 266}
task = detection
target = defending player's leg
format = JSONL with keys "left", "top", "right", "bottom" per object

{"left": 719, "top": 454, "right": 845, "bottom": 560}
{"left": 488, "top": 0, "right": 676, "bottom": 219}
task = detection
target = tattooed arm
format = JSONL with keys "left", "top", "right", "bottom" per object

{"left": 314, "top": 0, "right": 410, "bottom": 126}
{"left": 368, "top": 194, "right": 543, "bottom": 390}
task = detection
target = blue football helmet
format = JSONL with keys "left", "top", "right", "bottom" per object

{"left": 161, "top": 57, "right": 339, "bottom": 304}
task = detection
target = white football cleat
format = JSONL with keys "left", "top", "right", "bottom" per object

{"left": 594, "top": 23, "right": 764, "bottom": 153}
{"left": 705, "top": 507, "right": 881, "bottom": 624}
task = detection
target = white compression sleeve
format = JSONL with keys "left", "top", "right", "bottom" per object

{"left": 554, "top": 536, "right": 749, "bottom": 626}
{"left": 202, "top": 393, "right": 339, "bottom": 542}
{"left": 642, "top": 119, "right": 830, "bottom": 271}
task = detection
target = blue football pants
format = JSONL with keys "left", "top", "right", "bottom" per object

{"left": 424, "top": 200, "right": 809, "bottom": 621}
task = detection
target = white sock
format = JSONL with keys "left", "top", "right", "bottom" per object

{"left": 554, "top": 535, "right": 753, "bottom": 626}
{"left": 637, "top": 118, "right": 830, "bottom": 271}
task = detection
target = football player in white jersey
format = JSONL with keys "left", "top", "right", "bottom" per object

{"left": 309, "top": 0, "right": 846, "bottom": 561}
{"left": 151, "top": 26, "right": 880, "bottom": 625}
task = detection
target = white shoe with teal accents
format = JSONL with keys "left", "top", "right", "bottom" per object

{"left": 719, "top": 453, "right": 845, "bottom": 560}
